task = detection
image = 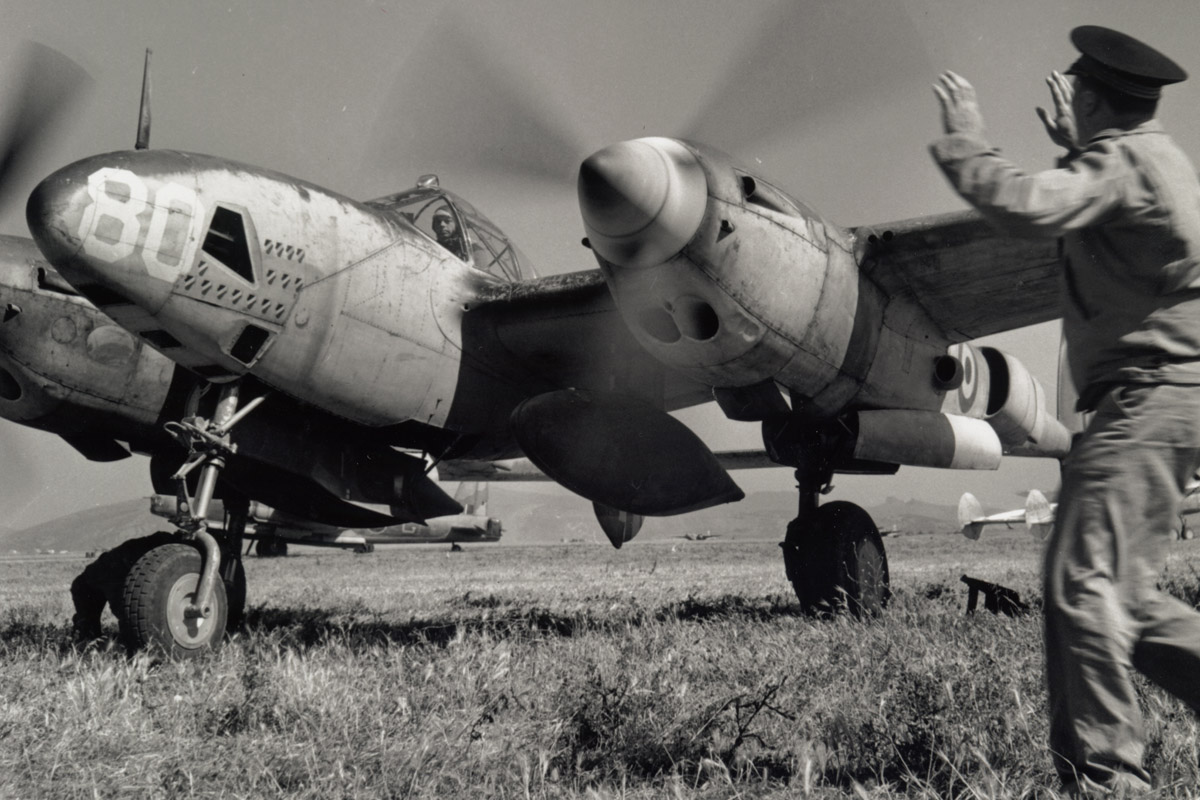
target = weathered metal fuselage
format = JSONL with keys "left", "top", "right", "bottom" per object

{"left": 26, "top": 150, "right": 500, "bottom": 434}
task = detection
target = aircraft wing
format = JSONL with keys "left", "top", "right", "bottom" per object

{"left": 853, "top": 211, "right": 1061, "bottom": 342}
{"left": 457, "top": 269, "right": 714, "bottom": 418}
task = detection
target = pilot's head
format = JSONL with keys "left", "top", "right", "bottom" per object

{"left": 432, "top": 208, "right": 458, "bottom": 242}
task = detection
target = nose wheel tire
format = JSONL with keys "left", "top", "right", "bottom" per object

{"left": 121, "top": 543, "right": 228, "bottom": 658}
{"left": 782, "top": 500, "right": 890, "bottom": 618}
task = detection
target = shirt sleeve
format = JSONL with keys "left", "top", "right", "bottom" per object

{"left": 929, "top": 133, "right": 1128, "bottom": 238}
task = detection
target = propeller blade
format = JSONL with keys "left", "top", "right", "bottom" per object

{"left": 0, "top": 42, "right": 92, "bottom": 209}
{"left": 680, "top": 0, "right": 934, "bottom": 152}
{"left": 368, "top": 8, "right": 588, "bottom": 185}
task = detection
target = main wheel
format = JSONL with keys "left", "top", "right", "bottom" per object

{"left": 781, "top": 501, "right": 890, "bottom": 618}
{"left": 121, "top": 543, "right": 228, "bottom": 658}
{"left": 255, "top": 537, "right": 288, "bottom": 557}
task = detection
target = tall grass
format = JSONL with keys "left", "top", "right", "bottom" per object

{"left": 2, "top": 533, "right": 1198, "bottom": 798}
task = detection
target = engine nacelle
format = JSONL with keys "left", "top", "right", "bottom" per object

{"left": 941, "top": 344, "right": 1071, "bottom": 458}
{"left": 579, "top": 138, "right": 949, "bottom": 419}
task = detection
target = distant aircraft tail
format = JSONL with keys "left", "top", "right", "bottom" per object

{"left": 453, "top": 482, "right": 487, "bottom": 516}
{"left": 958, "top": 488, "right": 1055, "bottom": 541}
{"left": 1025, "top": 489, "right": 1053, "bottom": 540}
{"left": 957, "top": 492, "right": 985, "bottom": 540}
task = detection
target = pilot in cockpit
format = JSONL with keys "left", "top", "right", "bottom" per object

{"left": 431, "top": 207, "right": 467, "bottom": 260}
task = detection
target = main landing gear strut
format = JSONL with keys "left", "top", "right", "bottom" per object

{"left": 768, "top": 419, "right": 891, "bottom": 617}
{"left": 120, "top": 381, "right": 263, "bottom": 657}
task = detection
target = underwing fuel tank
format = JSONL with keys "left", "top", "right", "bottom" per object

{"left": 578, "top": 138, "right": 945, "bottom": 418}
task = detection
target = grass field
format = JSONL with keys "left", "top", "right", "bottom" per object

{"left": 3, "top": 530, "right": 1200, "bottom": 798}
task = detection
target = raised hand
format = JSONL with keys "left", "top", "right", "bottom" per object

{"left": 1036, "top": 70, "right": 1078, "bottom": 151}
{"left": 933, "top": 71, "right": 986, "bottom": 137}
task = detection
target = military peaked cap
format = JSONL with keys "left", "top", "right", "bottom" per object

{"left": 1066, "top": 26, "right": 1186, "bottom": 99}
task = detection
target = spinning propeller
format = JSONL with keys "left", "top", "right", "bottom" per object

{"left": 0, "top": 42, "right": 91, "bottom": 212}
{"left": 370, "top": 2, "right": 934, "bottom": 188}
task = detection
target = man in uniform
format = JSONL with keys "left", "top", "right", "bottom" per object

{"left": 431, "top": 206, "right": 466, "bottom": 260}
{"left": 931, "top": 26, "right": 1200, "bottom": 795}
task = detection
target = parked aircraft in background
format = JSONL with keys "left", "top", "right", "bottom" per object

{"left": 958, "top": 490, "right": 1055, "bottom": 542}
{"left": 958, "top": 487, "right": 1200, "bottom": 541}
{"left": 7, "top": 38, "right": 1076, "bottom": 656}
{"left": 149, "top": 482, "right": 500, "bottom": 556}
{"left": 675, "top": 532, "right": 721, "bottom": 542}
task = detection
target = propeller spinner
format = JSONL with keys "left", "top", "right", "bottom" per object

{"left": 577, "top": 137, "right": 707, "bottom": 270}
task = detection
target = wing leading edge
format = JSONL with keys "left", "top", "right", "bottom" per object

{"left": 853, "top": 210, "right": 1061, "bottom": 342}
{"left": 452, "top": 269, "right": 713, "bottom": 425}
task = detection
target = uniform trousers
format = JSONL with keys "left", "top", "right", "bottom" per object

{"left": 1045, "top": 383, "right": 1200, "bottom": 794}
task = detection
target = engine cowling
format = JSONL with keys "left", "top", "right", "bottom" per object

{"left": 578, "top": 138, "right": 948, "bottom": 419}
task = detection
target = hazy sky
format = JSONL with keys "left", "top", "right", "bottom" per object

{"left": 2, "top": 0, "right": 1199, "bottom": 526}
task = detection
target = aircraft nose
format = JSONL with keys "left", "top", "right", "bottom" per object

{"left": 577, "top": 137, "right": 707, "bottom": 269}
{"left": 26, "top": 162, "right": 89, "bottom": 267}
{"left": 27, "top": 154, "right": 190, "bottom": 313}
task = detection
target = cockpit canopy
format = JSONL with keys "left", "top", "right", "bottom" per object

{"left": 367, "top": 177, "right": 536, "bottom": 281}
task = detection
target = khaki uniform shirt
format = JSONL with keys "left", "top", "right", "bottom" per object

{"left": 931, "top": 121, "right": 1200, "bottom": 407}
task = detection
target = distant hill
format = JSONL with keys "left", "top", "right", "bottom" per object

{"left": 869, "top": 496, "right": 962, "bottom": 536}
{"left": 489, "top": 487, "right": 959, "bottom": 544}
{"left": 0, "top": 497, "right": 162, "bottom": 554}
{"left": 0, "top": 489, "right": 962, "bottom": 553}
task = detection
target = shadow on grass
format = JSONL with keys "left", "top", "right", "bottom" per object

{"left": 241, "top": 593, "right": 810, "bottom": 651}
{"left": 0, "top": 608, "right": 124, "bottom": 658}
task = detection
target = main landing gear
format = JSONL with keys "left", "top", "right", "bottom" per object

{"left": 254, "top": 536, "right": 289, "bottom": 558}
{"left": 768, "top": 424, "right": 891, "bottom": 618}
{"left": 118, "top": 381, "right": 264, "bottom": 657}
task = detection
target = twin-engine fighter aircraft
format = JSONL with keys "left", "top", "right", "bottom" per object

{"left": 959, "top": 486, "right": 1200, "bottom": 542}
{"left": 958, "top": 490, "right": 1056, "bottom": 542}
{"left": 14, "top": 48, "right": 1073, "bottom": 656}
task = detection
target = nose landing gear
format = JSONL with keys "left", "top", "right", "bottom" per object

{"left": 119, "top": 381, "right": 264, "bottom": 656}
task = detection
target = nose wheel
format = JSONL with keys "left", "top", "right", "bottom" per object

{"left": 121, "top": 543, "right": 229, "bottom": 656}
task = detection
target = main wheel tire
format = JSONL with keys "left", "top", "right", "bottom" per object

{"left": 121, "top": 543, "right": 228, "bottom": 658}
{"left": 255, "top": 537, "right": 288, "bottom": 557}
{"left": 782, "top": 501, "right": 890, "bottom": 618}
